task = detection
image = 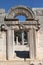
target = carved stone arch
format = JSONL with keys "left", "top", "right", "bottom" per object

{"left": 7, "top": 5, "right": 35, "bottom": 19}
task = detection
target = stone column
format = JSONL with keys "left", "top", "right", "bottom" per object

{"left": 16, "top": 36, "right": 18, "bottom": 45}
{"left": 12, "top": 30, "right": 16, "bottom": 58}
{"left": 27, "top": 30, "right": 30, "bottom": 47}
{"left": 22, "top": 31, "right": 24, "bottom": 45}
{"left": 28, "top": 27, "right": 36, "bottom": 59}
{"left": 6, "top": 29, "right": 14, "bottom": 60}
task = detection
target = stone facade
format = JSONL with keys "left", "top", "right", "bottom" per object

{"left": 0, "top": 6, "right": 43, "bottom": 65}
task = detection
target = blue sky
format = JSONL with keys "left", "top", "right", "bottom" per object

{"left": 0, "top": 0, "right": 43, "bottom": 21}
{"left": 0, "top": 0, "right": 43, "bottom": 12}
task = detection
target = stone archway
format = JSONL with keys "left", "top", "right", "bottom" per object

{"left": 5, "top": 5, "right": 39, "bottom": 60}
{"left": 7, "top": 5, "right": 35, "bottom": 19}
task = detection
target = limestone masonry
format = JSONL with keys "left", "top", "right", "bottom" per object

{"left": 0, "top": 5, "right": 43, "bottom": 65}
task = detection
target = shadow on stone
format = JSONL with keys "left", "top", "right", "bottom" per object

{"left": 15, "top": 51, "right": 30, "bottom": 58}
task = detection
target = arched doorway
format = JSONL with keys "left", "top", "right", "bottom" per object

{"left": 5, "top": 5, "right": 38, "bottom": 60}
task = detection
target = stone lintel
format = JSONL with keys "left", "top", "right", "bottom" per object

{"left": 26, "top": 18, "right": 38, "bottom": 21}
{"left": 0, "top": 24, "right": 39, "bottom": 32}
{"left": 4, "top": 18, "right": 19, "bottom": 21}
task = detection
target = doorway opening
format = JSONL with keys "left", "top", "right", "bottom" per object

{"left": 14, "top": 30, "right": 30, "bottom": 59}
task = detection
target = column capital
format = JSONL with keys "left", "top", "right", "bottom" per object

{"left": 25, "top": 28, "right": 31, "bottom": 32}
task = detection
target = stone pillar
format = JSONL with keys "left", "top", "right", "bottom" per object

{"left": 16, "top": 36, "right": 18, "bottom": 45}
{"left": 12, "top": 30, "right": 16, "bottom": 58}
{"left": 22, "top": 31, "right": 24, "bottom": 45}
{"left": 6, "top": 29, "right": 14, "bottom": 60}
{"left": 27, "top": 30, "right": 30, "bottom": 46}
{"left": 13, "top": 31, "right": 15, "bottom": 45}
{"left": 28, "top": 27, "right": 36, "bottom": 59}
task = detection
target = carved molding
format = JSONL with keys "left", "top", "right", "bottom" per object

{"left": 7, "top": 5, "right": 35, "bottom": 19}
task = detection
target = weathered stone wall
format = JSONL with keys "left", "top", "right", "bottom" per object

{"left": 0, "top": 60, "right": 42, "bottom": 65}
{"left": 0, "top": 9, "right": 6, "bottom": 26}
{"left": 0, "top": 31, "right": 6, "bottom": 60}
{"left": 0, "top": 7, "right": 43, "bottom": 61}
{"left": 32, "top": 8, "right": 43, "bottom": 59}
